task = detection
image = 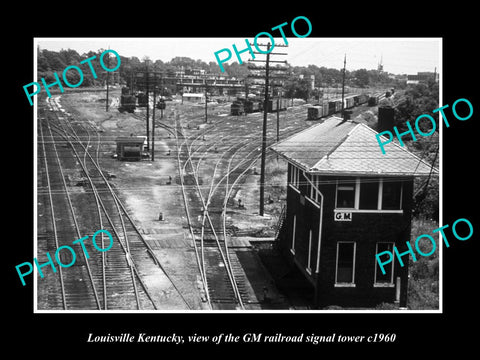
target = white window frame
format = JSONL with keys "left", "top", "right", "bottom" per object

{"left": 334, "top": 241, "right": 356, "bottom": 287}
{"left": 334, "top": 177, "right": 404, "bottom": 214}
{"left": 374, "top": 242, "right": 395, "bottom": 287}
{"left": 306, "top": 229, "right": 313, "bottom": 274}
{"left": 289, "top": 164, "right": 301, "bottom": 189}
{"left": 290, "top": 215, "right": 296, "bottom": 255}
{"left": 308, "top": 175, "right": 321, "bottom": 203}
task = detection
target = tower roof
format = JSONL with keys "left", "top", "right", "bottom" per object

{"left": 270, "top": 117, "right": 437, "bottom": 176}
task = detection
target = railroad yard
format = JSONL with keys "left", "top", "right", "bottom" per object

{"left": 37, "top": 88, "right": 379, "bottom": 311}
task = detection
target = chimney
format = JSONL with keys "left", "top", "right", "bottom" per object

{"left": 377, "top": 106, "right": 395, "bottom": 133}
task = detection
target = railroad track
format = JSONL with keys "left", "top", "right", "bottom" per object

{"left": 174, "top": 118, "right": 246, "bottom": 310}
{"left": 133, "top": 101, "right": 311, "bottom": 310}
{"left": 38, "top": 96, "right": 191, "bottom": 310}
{"left": 134, "top": 106, "right": 251, "bottom": 309}
{"left": 38, "top": 118, "right": 98, "bottom": 310}
{"left": 173, "top": 107, "right": 309, "bottom": 309}
{"left": 70, "top": 99, "right": 311, "bottom": 310}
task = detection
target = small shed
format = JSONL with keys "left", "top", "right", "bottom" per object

{"left": 115, "top": 136, "right": 145, "bottom": 161}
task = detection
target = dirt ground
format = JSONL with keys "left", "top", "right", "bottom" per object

{"left": 57, "top": 89, "right": 298, "bottom": 310}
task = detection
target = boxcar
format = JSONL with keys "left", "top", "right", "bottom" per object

{"left": 266, "top": 98, "right": 288, "bottom": 113}
{"left": 358, "top": 93, "right": 368, "bottom": 105}
{"left": 119, "top": 95, "right": 136, "bottom": 113}
{"left": 244, "top": 99, "right": 263, "bottom": 113}
{"left": 307, "top": 106, "right": 322, "bottom": 120}
{"left": 137, "top": 92, "right": 148, "bottom": 107}
{"left": 345, "top": 96, "right": 355, "bottom": 109}
{"left": 230, "top": 100, "right": 245, "bottom": 115}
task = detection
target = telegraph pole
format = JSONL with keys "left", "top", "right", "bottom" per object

{"left": 248, "top": 42, "right": 288, "bottom": 216}
{"left": 145, "top": 61, "right": 150, "bottom": 152}
{"left": 341, "top": 54, "right": 346, "bottom": 120}
{"left": 105, "top": 49, "right": 110, "bottom": 112}
{"left": 106, "top": 72, "right": 109, "bottom": 111}
{"left": 259, "top": 44, "right": 271, "bottom": 217}
{"left": 276, "top": 94, "right": 280, "bottom": 143}
{"left": 152, "top": 71, "right": 156, "bottom": 161}
{"left": 204, "top": 77, "right": 208, "bottom": 123}
{"left": 161, "top": 75, "right": 165, "bottom": 119}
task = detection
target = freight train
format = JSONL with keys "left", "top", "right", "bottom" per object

{"left": 230, "top": 96, "right": 288, "bottom": 115}
{"left": 307, "top": 93, "right": 369, "bottom": 120}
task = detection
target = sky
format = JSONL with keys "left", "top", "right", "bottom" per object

{"left": 36, "top": 37, "right": 441, "bottom": 75}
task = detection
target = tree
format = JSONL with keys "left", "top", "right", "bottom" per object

{"left": 41, "top": 49, "right": 66, "bottom": 71}
{"left": 284, "top": 76, "right": 311, "bottom": 101}
{"left": 58, "top": 49, "right": 80, "bottom": 66}
{"left": 393, "top": 81, "right": 439, "bottom": 221}
{"left": 223, "top": 62, "right": 249, "bottom": 78}
{"left": 353, "top": 68, "right": 369, "bottom": 87}
{"left": 394, "top": 82, "right": 439, "bottom": 133}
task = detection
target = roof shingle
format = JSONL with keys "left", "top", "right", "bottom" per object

{"left": 270, "top": 116, "right": 437, "bottom": 176}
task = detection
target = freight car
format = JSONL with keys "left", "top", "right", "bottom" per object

{"left": 368, "top": 92, "right": 386, "bottom": 106}
{"left": 344, "top": 95, "right": 355, "bottom": 109}
{"left": 328, "top": 99, "right": 341, "bottom": 114}
{"left": 119, "top": 95, "right": 136, "bottom": 113}
{"left": 230, "top": 96, "right": 263, "bottom": 115}
{"left": 137, "top": 92, "right": 148, "bottom": 107}
{"left": 266, "top": 98, "right": 288, "bottom": 113}
{"left": 307, "top": 106, "right": 322, "bottom": 120}
{"left": 244, "top": 99, "right": 263, "bottom": 113}
{"left": 307, "top": 93, "right": 370, "bottom": 120}
{"left": 230, "top": 100, "right": 245, "bottom": 115}
{"left": 353, "top": 93, "right": 369, "bottom": 106}
{"left": 118, "top": 87, "right": 136, "bottom": 113}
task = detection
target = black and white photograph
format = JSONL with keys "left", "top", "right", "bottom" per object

{"left": 8, "top": 6, "right": 478, "bottom": 353}
{"left": 32, "top": 37, "right": 441, "bottom": 312}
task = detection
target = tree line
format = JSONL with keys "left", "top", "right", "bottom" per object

{"left": 37, "top": 48, "right": 403, "bottom": 95}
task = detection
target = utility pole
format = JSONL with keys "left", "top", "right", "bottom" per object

{"left": 276, "top": 97, "right": 280, "bottom": 141}
{"left": 145, "top": 62, "right": 150, "bottom": 152}
{"left": 152, "top": 71, "right": 156, "bottom": 161}
{"left": 105, "top": 49, "right": 110, "bottom": 112}
{"left": 248, "top": 42, "right": 288, "bottom": 216}
{"left": 259, "top": 44, "right": 271, "bottom": 217}
{"left": 204, "top": 77, "right": 208, "bottom": 123}
{"left": 275, "top": 92, "right": 281, "bottom": 162}
{"left": 106, "top": 72, "right": 109, "bottom": 111}
{"left": 161, "top": 75, "right": 164, "bottom": 119}
{"left": 341, "top": 54, "right": 346, "bottom": 120}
